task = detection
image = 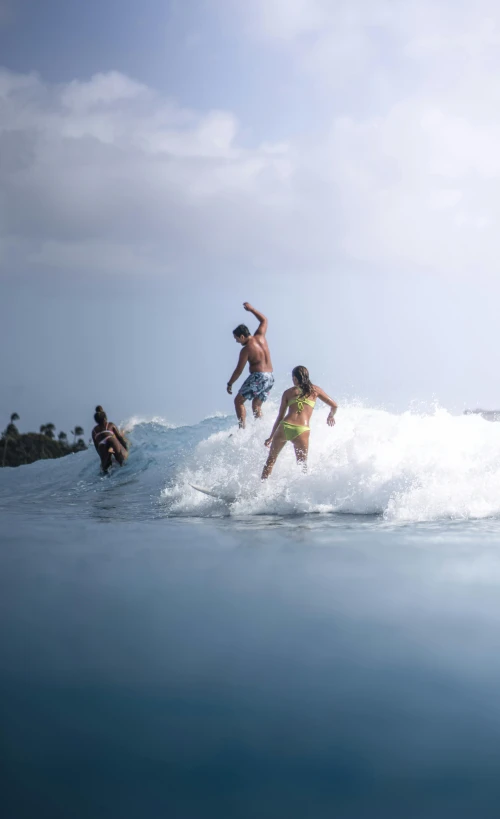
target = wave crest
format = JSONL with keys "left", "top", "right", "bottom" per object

{"left": 163, "top": 405, "right": 500, "bottom": 522}
{"left": 3, "top": 408, "right": 500, "bottom": 523}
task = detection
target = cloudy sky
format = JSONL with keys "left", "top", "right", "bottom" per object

{"left": 2, "top": 0, "right": 500, "bottom": 433}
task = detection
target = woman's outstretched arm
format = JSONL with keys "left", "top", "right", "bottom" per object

{"left": 315, "top": 387, "right": 338, "bottom": 427}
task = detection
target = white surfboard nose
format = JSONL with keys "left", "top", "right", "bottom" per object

{"left": 190, "top": 484, "right": 236, "bottom": 503}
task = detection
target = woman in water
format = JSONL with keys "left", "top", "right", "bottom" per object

{"left": 262, "top": 365, "right": 337, "bottom": 480}
{"left": 92, "top": 407, "right": 129, "bottom": 473}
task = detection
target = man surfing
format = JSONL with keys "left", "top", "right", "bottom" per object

{"left": 227, "top": 302, "right": 274, "bottom": 428}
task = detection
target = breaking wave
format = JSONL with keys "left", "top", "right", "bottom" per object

{"left": 2, "top": 405, "right": 500, "bottom": 523}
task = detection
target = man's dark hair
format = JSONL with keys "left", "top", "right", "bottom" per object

{"left": 233, "top": 324, "right": 251, "bottom": 338}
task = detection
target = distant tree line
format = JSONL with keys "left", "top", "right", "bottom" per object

{"left": 1, "top": 413, "right": 87, "bottom": 468}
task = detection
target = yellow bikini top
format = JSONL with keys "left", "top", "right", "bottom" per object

{"left": 287, "top": 393, "right": 316, "bottom": 413}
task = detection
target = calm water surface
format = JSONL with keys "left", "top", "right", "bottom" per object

{"left": 2, "top": 416, "right": 500, "bottom": 817}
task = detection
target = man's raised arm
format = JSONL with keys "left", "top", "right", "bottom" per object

{"left": 243, "top": 302, "right": 268, "bottom": 336}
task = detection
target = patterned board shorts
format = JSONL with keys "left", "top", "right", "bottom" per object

{"left": 238, "top": 371, "right": 275, "bottom": 403}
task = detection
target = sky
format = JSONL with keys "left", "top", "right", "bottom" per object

{"left": 2, "top": 0, "right": 500, "bottom": 434}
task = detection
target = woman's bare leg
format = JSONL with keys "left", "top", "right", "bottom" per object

{"left": 262, "top": 429, "right": 287, "bottom": 480}
{"left": 109, "top": 436, "right": 127, "bottom": 466}
{"left": 100, "top": 449, "right": 113, "bottom": 473}
{"left": 292, "top": 431, "right": 310, "bottom": 473}
{"left": 100, "top": 436, "right": 127, "bottom": 472}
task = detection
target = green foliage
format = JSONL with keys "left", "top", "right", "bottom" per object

{"left": 71, "top": 425, "right": 84, "bottom": 444}
{"left": 3, "top": 412, "right": 20, "bottom": 467}
{"left": 44, "top": 423, "right": 56, "bottom": 440}
{"left": 2, "top": 413, "right": 87, "bottom": 468}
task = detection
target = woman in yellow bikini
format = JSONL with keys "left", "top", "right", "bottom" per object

{"left": 262, "top": 365, "right": 337, "bottom": 480}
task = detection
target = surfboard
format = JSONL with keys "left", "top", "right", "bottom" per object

{"left": 190, "top": 484, "right": 236, "bottom": 503}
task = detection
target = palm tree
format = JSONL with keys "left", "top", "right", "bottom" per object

{"left": 5, "top": 411, "right": 20, "bottom": 438}
{"left": 44, "top": 423, "right": 55, "bottom": 440}
{"left": 58, "top": 431, "right": 68, "bottom": 443}
{"left": 71, "top": 426, "right": 84, "bottom": 445}
{"left": 2, "top": 412, "right": 20, "bottom": 467}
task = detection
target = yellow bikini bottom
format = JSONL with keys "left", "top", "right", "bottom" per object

{"left": 281, "top": 421, "right": 310, "bottom": 441}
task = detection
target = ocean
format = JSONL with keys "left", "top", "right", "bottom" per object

{"left": 3, "top": 405, "right": 500, "bottom": 818}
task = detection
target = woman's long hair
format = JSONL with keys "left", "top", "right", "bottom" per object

{"left": 292, "top": 365, "right": 313, "bottom": 398}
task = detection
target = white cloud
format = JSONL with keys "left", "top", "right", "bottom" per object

{"left": 60, "top": 72, "right": 149, "bottom": 112}
{"left": 251, "top": 0, "right": 327, "bottom": 41}
{"left": 326, "top": 103, "right": 500, "bottom": 271}
{"left": 230, "top": 0, "right": 500, "bottom": 108}
{"left": 241, "top": 0, "right": 500, "bottom": 57}
{"left": 0, "top": 69, "right": 301, "bottom": 276}
{"left": 4, "top": 0, "right": 500, "bottom": 279}
{"left": 218, "top": 0, "right": 500, "bottom": 275}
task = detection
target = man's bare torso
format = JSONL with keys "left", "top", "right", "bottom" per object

{"left": 246, "top": 336, "right": 273, "bottom": 373}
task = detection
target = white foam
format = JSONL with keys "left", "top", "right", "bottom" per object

{"left": 162, "top": 404, "right": 500, "bottom": 522}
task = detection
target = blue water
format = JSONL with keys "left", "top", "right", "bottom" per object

{"left": 3, "top": 411, "right": 500, "bottom": 818}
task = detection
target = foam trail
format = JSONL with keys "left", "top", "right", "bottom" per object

{"left": 163, "top": 404, "right": 500, "bottom": 522}
{"left": 2, "top": 407, "right": 500, "bottom": 523}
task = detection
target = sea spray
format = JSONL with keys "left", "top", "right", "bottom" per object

{"left": 2, "top": 407, "right": 500, "bottom": 523}
{"left": 163, "top": 404, "right": 500, "bottom": 522}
